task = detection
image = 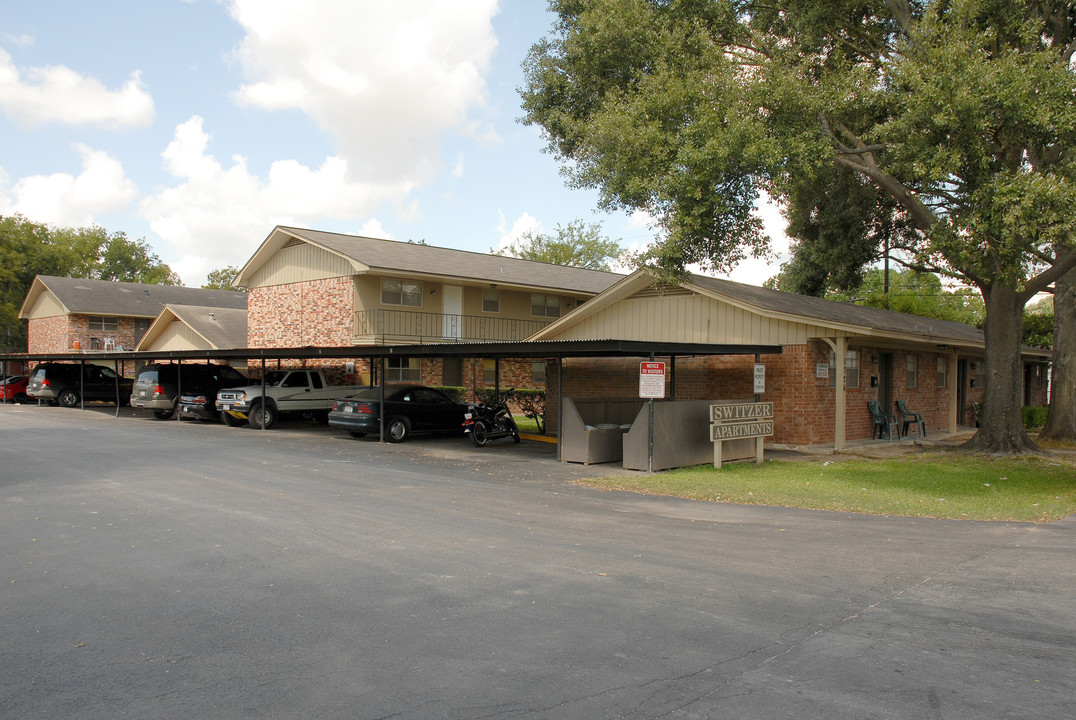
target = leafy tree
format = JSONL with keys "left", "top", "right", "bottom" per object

{"left": 825, "top": 269, "right": 985, "bottom": 328}
{"left": 203, "top": 265, "right": 241, "bottom": 291}
{"left": 1039, "top": 263, "right": 1075, "bottom": 440}
{"left": 0, "top": 214, "right": 181, "bottom": 351}
{"left": 521, "top": 0, "right": 1076, "bottom": 453}
{"left": 493, "top": 219, "right": 624, "bottom": 271}
{"left": 1022, "top": 296, "right": 1054, "bottom": 350}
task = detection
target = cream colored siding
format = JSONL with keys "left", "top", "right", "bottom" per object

{"left": 141, "top": 321, "right": 205, "bottom": 351}
{"left": 24, "top": 291, "right": 66, "bottom": 319}
{"left": 548, "top": 293, "right": 831, "bottom": 345}
{"left": 246, "top": 243, "right": 355, "bottom": 288}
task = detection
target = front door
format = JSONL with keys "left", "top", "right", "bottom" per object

{"left": 443, "top": 285, "right": 462, "bottom": 340}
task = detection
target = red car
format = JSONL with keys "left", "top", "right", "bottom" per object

{"left": 0, "top": 375, "right": 30, "bottom": 403}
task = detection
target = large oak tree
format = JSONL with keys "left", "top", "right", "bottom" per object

{"left": 521, "top": 0, "right": 1076, "bottom": 453}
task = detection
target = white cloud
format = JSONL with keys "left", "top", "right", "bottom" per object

{"left": 0, "top": 144, "right": 137, "bottom": 226}
{"left": 357, "top": 218, "right": 393, "bottom": 239}
{"left": 494, "top": 210, "right": 541, "bottom": 252}
{"left": 3, "top": 34, "right": 34, "bottom": 47}
{"left": 141, "top": 116, "right": 416, "bottom": 285}
{"left": 0, "top": 48, "right": 154, "bottom": 127}
{"left": 227, "top": 0, "right": 500, "bottom": 187}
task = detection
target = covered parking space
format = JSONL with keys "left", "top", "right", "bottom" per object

{"left": 3, "top": 339, "right": 781, "bottom": 470}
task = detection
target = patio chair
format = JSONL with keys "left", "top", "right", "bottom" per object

{"left": 896, "top": 400, "right": 926, "bottom": 438}
{"left": 868, "top": 401, "right": 900, "bottom": 441}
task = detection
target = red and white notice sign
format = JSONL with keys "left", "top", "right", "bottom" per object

{"left": 639, "top": 361, "right": 666, "bottom": 399}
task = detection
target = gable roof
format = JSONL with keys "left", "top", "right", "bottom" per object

{"left": 19, "top": 276, "right": 248, "bottom": 320}
{"left": 530, "top": 269, "right": 988, "bottom": 348}
{"left": 236, "top": 225, "right": 623, "bottom": 295}
{"left": 136, "top": 304, "right": 248, "bottom": 351}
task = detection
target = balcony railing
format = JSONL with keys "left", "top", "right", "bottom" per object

{"left": 356, "top": 309, "right": 551, "bottom": 344}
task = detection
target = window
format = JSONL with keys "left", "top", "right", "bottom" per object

{"left": 482, "top": 288, "right": 500, "bottom": 313}
{"left": 531, "top": 361, "right": 546, "bottom": 384}
{"left": 829, "top": 349, "right": 860, "bottom": 389}
{"left": 906, "top": 354, "right": 917, "bottom": 388}
{"left": 381, "top": 278, "right": 422, "bottom": 307}
{"left": 88, "top": 316, "right": 119, "bottom": 332}
{"left": 531, "top": 293, "right": 561, "bottom": 318}
{"left": 937, "top": 357, "right": 947, "bottom": 388}
{"left": 386, "top": 357, "right": 420, "bottom": 383}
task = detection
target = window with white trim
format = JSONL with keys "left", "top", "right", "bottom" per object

{"left": 530, "top": 293, "right": 561, "bottom": 318}
{"left": 386, "top": 357, "right": 420, "bottom": 383}
{"left": 937, "top": 357, "right": 947, "bottom": 388}
{"left": 381, "top": 278, "right": 422, "bottom": 307}
{"left": 482, "top": 288, "right": 500, "bottom": 313}
{"left": 88, "top": 316, "right": 119, "bottom": 332}
{"left": 829, "top": 349, "right": 860, "bottom": 389}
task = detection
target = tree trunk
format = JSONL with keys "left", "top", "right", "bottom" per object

{"left": 963, "top": 282, "right": 1038, "bottom": 454}
{"left": 1040, "top": 261, "right": 1076, "bottom": 441}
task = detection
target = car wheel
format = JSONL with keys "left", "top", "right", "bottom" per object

{"left": 470, "top": 420, "right": 489, "bottom": 447}
{"left": 221, "top": 411, "right": 246, "bottom": 427}
{"left": 249, "top": 403, "right": 277, "bottom": 430}
{"left": 347, "top": 430, "right": 367, "bottom": 439}
{"left": 386, "top": 418, "right": 409, "bottom": 443}
{"left": 14, "top": 392, "right": 29, "bottom": 404}
{"left": 58, "top": 389, "right": 80, "bottom": 408}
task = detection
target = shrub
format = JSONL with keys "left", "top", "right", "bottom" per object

{"left": 430, "top": 386, "right": 466, "bottom": 402}
{"left": 1022, "top": 405, "right": 1049, "bottom": 429}
{"left": 514, "top": 389, "right": 546, "bottom": 434}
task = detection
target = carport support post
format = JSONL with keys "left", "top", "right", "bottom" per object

{"left": 175, "top": 358, "right": 182, "bottom": 422}
{"left": 79, "top": 359, "right": 85, "bottom": 410}
{"left": 378, "top": 356, "right": 386, "bottom": 442}
{"left": 260, "top": 358, "right": 266, "bottom": 431}
{"left": 556, "top": 356, "right": 563, "bottom": 462}
{"left": 114, "top": 360, "right": 120, "bottom": 417}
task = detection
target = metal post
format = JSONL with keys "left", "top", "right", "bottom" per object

{"left": 260, "top": 358, "right": 266, "bottom": 431}
{"left": 175, "top": 358, "right": 183, "bottom": 422}
{"left": 648, "top": 352, "right": 655, "bottom": 474}
{"left": 114, "top": 359, "right": 120, "bottom": 417}
{"left": 754, "top": 353, "right": 761, "bottom": 403}
{"left": 556, "top": 356, "right": 563, "bottom": 462}
{"left": 79, "top": 359, "right": 85, "bottom": 410}
{"left": 378, "top": 356, "right": 386, "bottom": 442}
{"left": 494, "top": 357, "right": 501, "bottom": 402}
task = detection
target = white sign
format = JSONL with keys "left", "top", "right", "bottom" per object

{"left": 816, "top": 363, "right": 830, "bottom": 378}
{"left": 753, "top": 363, "right": 766, "bottom": 394}
{"left": 639, "top": 361, "right": 666, "bottom": 398}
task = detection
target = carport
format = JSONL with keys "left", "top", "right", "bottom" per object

{"left": 2, "top": 339, "right": 781, "bottom": 470}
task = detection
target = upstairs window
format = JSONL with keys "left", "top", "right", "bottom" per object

{"left": 531, "top": 293, "right": 560, "bottom": 318}
{"left": 482, "top": 288, "right": 500, "bottom": 313}
{"left": 381, "top": 278, "right": 422, "bottom": 307}
{"left": 88, "top": 316, "right": 119, "bottom": 332}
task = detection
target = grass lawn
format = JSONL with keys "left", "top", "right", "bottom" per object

{"left": 575, "top": 451, "right": 1076, "bottom": 523}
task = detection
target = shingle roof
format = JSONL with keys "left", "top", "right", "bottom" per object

{"left": 23, "top": 276, "right": 248, "bottom": 318}
{"left": 688, "top": 274, "right": 985, "bottom": 344}
{"left": 273, "top": 226, "right": 624, "bottom": 295}
{"left": 161, "top": 305, "right": 248, "bottom": 349}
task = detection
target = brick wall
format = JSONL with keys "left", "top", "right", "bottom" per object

{"left": 27, "top": 315, "right": 138, "bottom": 354}
{"left": 248, "top": 277, "right": 355, "bottom": 347}
{"left": 545, "top": 342, "right": 998, "bottom": 446}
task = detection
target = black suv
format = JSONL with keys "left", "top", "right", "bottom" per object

{"left": 26, "top": 363, "right": 134, "bottom": 407}
{"left": 132, "top": 363, "right": 247, "bottom": 420}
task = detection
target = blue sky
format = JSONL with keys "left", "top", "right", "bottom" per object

{"left": 0, "top": 0, "right": 789, "bottom": 287}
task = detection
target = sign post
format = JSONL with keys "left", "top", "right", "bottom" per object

{"left": 639, "top": 362, "right": 666, "bottom": 473}
{"left": 710, "top": 402, "right": 775, "bottom": 468}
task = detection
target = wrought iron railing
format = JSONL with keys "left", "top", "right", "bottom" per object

{"left": 356, "top": 309, "right": 550, "bottom": 344}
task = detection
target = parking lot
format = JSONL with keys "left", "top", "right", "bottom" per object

{"left": 2, "top": 403, "right": 1074, "bottom": 719}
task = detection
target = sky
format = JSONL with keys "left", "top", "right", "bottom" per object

{"left": 0, "top": 0, "right": 791, "bottom": 288}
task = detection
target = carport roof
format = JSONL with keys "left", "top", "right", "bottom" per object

{"left": 4, "top": 339, "right": 782, "bottom": 364}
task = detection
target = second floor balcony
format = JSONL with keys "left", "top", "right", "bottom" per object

{"left": 356, "top": 309, "right": 551, "bottom": 345}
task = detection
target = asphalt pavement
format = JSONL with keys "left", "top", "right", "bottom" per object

{"left": 2, "top": 403, "right": 1073, "bottom": 719}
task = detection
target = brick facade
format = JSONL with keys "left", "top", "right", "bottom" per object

{"left": 545, "top": 343, "right": 1051, "bottom": 446}
{"left": 28, "top": 314, "right": 139, "bottom": 354}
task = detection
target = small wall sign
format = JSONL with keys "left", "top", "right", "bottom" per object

{"left": 639, "top": 362, "right": 666, "bottom": 399}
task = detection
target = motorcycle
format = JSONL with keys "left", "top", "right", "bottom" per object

{"left": 463, "top": 390, "right": 521, "bottom": 446}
